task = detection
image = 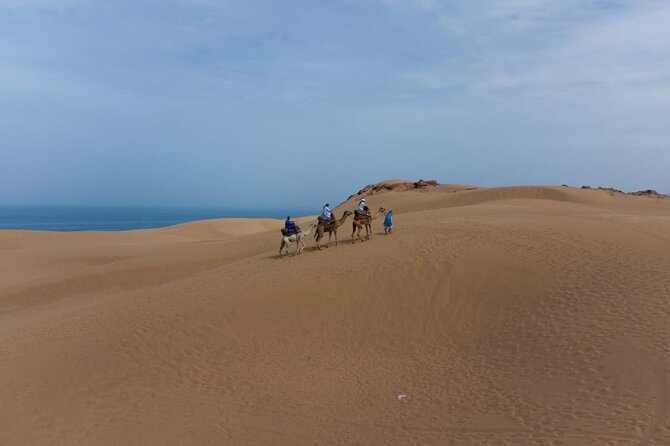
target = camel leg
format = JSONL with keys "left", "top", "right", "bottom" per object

{"left": 352, "top": 222, "right": 363, "bottom": 243}
{"left": 334, "top": 230, "right": 338, "bottom": 246}
{"left": 297, "top": 235, "right": 304, "bottom": 254}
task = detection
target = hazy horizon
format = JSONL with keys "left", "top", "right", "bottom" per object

{"left": 0, "top": 204, "right": 318, "bottom": 231}
{"left": 2, "top": 0, "right": 669, "bottom": 208}
{"left": 0, "top": 179, "right": 667, "bottom": 209}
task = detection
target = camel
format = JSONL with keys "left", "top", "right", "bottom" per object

{"left": 279, "top": 223, "right": 317, "bottom": 257}
{"left": 314, "top": 210, "right": 352, "bottom": 249}
{"left": 352, "top": 207, "right": 386, "bottom": 243}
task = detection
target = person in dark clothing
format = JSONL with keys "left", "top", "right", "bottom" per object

{"left": 284, "top": 216, "right": 298, "bottom": 236}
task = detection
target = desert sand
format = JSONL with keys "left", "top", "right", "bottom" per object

{"left": 1, "top": 181, "right": 670, "bottom": 445}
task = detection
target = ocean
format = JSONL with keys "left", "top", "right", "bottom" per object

{"left": 0, "top": 206, "right": 314, "bottom": 232}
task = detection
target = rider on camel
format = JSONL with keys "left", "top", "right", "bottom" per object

{"left": 320, "top": 203, "right": 334, "bottom": 224}
{"left": 283, "top": 216, "right": 299, "bottom": 236}
{"left": 356, "top": 198, "right": 369, "bottom": 219}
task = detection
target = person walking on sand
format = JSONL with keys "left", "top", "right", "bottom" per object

{"left": 383, "top": 210, "right": 393, "bottom": 234}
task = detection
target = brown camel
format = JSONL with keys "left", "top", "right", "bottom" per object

{"left": 314, "top": 210, "right": 352, "bottom": 249}
{"left": 352, "top": 207, "right": 386, "bottom": 243}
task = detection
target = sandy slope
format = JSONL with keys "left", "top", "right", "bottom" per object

{"left": 1, "top": 183, "right": 670, "bottom": 445}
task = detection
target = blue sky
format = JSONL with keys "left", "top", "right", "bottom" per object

{"left": 1, "top": 0, "right": 669, "bottom": 208}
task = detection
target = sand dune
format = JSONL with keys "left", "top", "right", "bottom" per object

{"left": 157, "top": 218, "right": 286, "bottom": 240}
{"left": 1, "top": 182, "right": 670, "bottom": 445}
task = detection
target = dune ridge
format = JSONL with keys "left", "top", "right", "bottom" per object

{"left": 1, "top": 181, "right": 670, "bottom": 445}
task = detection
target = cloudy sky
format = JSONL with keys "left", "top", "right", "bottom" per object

{"left": 1, "top": 0, "right": 669, "bottom": 208}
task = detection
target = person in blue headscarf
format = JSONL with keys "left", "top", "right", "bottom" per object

{"left": 383, "top": 210, "right": 393, "bottom": 234}
{"left": 284, "top": 216, "right": 298, "bottom": 236}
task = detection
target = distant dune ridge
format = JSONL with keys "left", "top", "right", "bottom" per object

{"left": 1, "top": 180, "right": 670, "bottom": 445}
{"left": 579, "top": 184, "right": 668, "bottom": 198}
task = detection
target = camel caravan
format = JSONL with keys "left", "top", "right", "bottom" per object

{"left": 279, "top": 198, "right": 392, "bottom": 257}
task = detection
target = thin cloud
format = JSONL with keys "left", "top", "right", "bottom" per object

{"left": 1, "top": 0, "right": 669, "bottom": 205}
